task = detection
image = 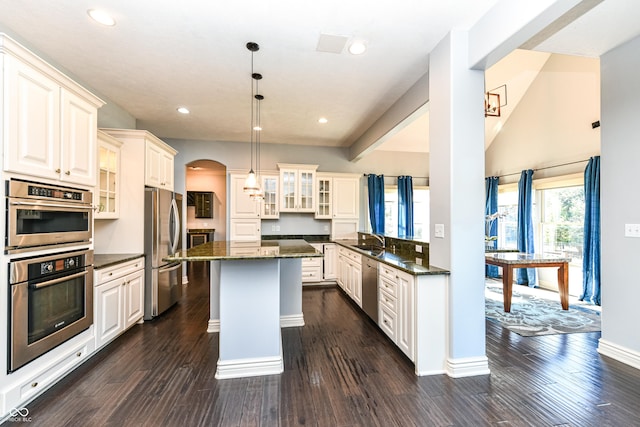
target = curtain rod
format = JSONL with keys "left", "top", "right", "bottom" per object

{"left": 363, "top": 173, "right": 429, "bottom": 179}
{"left": 491, "top": 158, "right": 590, "bottom": 179}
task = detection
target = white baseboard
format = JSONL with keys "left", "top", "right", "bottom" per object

{"left": 215, "top": 355, "right": 284, "bottom": 379}
{"left": 598, "top": 338, "right": 640, "bottom": 370}
{"left": 280, "top": 314, "right": 305, "bottom": 328}
{"left": 207, "top": 319, "right": 220, "bottom": 333}
{"left": 207, "top": 314, "right": 303, "bottom": 333}
{"left": 445, "top": 356, "right": 491, "bottom": 378}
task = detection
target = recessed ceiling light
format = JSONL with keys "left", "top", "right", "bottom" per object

{"left": 177, "top": 107, "right": 190, "bottom": 114}
{"left": 87, "top": 9, "right": 116, "bottom": 26}
{"left": 318, "top": 117, "right": 328, "bottom": 124}
{"left": 348, "top": 41, "right": 367, "bottom": 55}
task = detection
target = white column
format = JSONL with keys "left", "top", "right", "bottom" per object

{"left": 429, "top": 30, "right": 489, "bottom": 377}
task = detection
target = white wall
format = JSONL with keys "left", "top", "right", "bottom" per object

{"left": 485, "top": 54, "right": 600, "bottom": 183}
{"left": 599, "top": 35, "right": 640, "bottom": 365}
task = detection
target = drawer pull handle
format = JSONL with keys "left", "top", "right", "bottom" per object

{"left": 76, "top": 352, "right": 82, "bottom": 357}
{"left": 31, "top": 382, "right": 38, "bottom": 388}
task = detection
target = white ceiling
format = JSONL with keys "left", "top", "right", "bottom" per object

{"left": 0, "top": 1, "right": 639, "bottom": 154}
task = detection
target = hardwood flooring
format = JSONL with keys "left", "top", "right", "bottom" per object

{"left": 7, "top": 261, "right": 640, "bottom": 426}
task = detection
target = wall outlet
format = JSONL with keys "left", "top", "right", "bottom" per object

{"left": 324, "top": 225, "right": 329, "bottom": 232}
{"left": 415, "top": 244, "right": 422, "bottom": 253}
{"left": 415, "top": 257, "right": 423, "bottom": 266}
{"left": 434, "top": 224, "right": 445, "bottom": 238}
{"left": 271, "top": 225, "right": 276, "bottom": 232}
{"left": 624, "top": 223, "right": 640, "bottom": 237}
{"left": 275, "top": 225, "right": 281, "bottom": 232}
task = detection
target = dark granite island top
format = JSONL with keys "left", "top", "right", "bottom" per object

{"left": 164, "top": 239, "right": 323, "bottom": 262}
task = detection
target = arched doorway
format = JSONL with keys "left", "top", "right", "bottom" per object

{"left": 185, "top": 159, "right": 227, "bottom": 243}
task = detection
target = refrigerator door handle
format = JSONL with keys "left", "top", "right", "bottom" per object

{"left": 159, "top": 262, "right": 182, "bottom": 274}
{"left": 170, "top": 198, "right": 180, "bottom": 253}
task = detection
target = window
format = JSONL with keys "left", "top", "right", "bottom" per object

{"left": 539, "top": 186, "right": 584, "bottom": 263}
{"left": 383, "top": 186, "right": 430, "bottom": 240}
{"left": 497, "top": 189, "right": 519, "bottom": 249}
{"left": 496, "top": 176, "right": 585, "bottom": 295}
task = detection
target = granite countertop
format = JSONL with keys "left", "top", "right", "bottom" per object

{"left": 164, "top": 239, "right": 323, "bottom": 262}
{"left": 262, "top": 234, "right": 332, "bottom": 243}
{"left": 333, "top": 240, "right": 449, "bottom": 276}
{"left": 187, "top": 228, "right": 215, "bottom": 233}
{"left": 485, "top": 252, "right": 572, "bottom": 264}
{"left": 94, "top": 253, "right": 144, "bottom": 269}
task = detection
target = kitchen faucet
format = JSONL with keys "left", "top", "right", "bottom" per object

{"left": 371, "top": 233, "right": 385, "bottom": 249}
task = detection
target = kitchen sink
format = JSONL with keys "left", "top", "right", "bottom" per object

{"left": 350, "top": 244, "right": 385, "bottom": 257}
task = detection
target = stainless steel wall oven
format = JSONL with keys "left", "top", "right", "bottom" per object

{"left": 8, "top": 248, "right": 94, "bottom": 372}
{"left": 5, "top": 179, "right": 93, "bottom": 254}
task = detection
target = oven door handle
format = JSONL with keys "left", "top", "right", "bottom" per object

{"left": 10, "top": 200, "right": 92, "bottom": 210}
{"left": 30, "top": 270, "right": 88, "bottom": 290}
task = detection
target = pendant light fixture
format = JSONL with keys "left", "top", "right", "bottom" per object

{"left": 243, "top": 42, "right": 261, "bottom": 194}
{"left": 250, "top": 86, "right": 265, "bottom": 201}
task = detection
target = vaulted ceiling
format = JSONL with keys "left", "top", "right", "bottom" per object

{"left": 0, "top": 1, "right": 639, "bottom": 154}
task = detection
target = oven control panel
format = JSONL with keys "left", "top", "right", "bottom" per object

{"left": 39, "top": 255, "right": 82, "bottom": 276}
{"left": 28, "top": 184, "right": 84, "bottom": 201}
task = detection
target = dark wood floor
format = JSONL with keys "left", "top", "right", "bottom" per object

{"left": 6, "top": 261, "right": 640, "bottom": 426}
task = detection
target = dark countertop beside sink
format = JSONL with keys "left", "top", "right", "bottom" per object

{"left": 334, "top": 240, "right": 449, "bottom": 276}
{"left": 94, "top": 253, "right": 145, "bottom": 270}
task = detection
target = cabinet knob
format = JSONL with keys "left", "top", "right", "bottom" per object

{"left": 65, "top": 170, "right": 71, "bottom": 175}
{"left": 55, "top": 168, "right": 61, "bottom": 173}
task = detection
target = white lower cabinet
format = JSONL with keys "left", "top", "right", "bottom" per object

{"left": 378, "top": 263, "right": 414, "bottom": 360}
{"left": 337, "top": 246, "right": 362, "bottom": 306}
{"left": 302, "top": 244, "right": 323, "bottom": 283}
{"left": 94, "top": 257, "right": 144, "bottom": 350}
{"left": 323, "top": 243, "right": 337, "bottom": 280}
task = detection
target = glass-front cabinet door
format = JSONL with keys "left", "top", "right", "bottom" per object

{"left": 316, "top": 175, "right": 332, "bottom": 219}
{"left": 298, "top": 169, "right": 315, "bottom": 212}
{"left": 280, "top": 168, "right": 297, "bottom": 212}
{"left": 95, "top": 130, "right": 122, "bottom": 219}
{"left": 261, "top": 174, "right": 279, "bottom": 218}
{"left": 278, "top": 164, "right": 318, "bottom": 213}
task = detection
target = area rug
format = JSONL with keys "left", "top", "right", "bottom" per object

{"left": 485, "top": 284, "right": 601, "bottom": 337}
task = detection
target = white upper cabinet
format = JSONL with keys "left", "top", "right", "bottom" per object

{"left": 260, "top": 174, "right": 279, "bottom": 219}
{"left": 60, "top": 89, "right": 98, "bottom": 186}
{"left": 315, "top": 173, "right": 360, "bottom": 220}
{"left": 95, "top": 130, "right": 122, "bottom": 219}
{"left": 278, "top": 163, "right": 318, "bottom": 213}
{"left": 1, "top": 35, "right": 104, "bottom": 187}
{"left": 100, "top": 129, "right": 176, "bottom": 192}
{"left": 315, "top": 174, "right": 332, "bottom": 219}
{"left": 145, "top": 138, "right": 176, "bottom": 190}
{"left": 332, "top": 175, "right": 359, "bottom": 219}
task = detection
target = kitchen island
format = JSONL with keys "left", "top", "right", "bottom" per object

{"left": 165, "top": 239, "right": 322, "bottom": 379}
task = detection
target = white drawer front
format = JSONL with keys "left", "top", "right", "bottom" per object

{"left": 96, "top": 257, "right": 144, "bottom": 284}
{"left": 379, "top": 289, "right": 397, "bottom": 313}
{"left": 379, "top": 305, "right": 397, "bottom": 340}
{"left": 379, "top": 275, "right": 398, "bottom": 298}
{"left": 379, "top": 264, "right": 397, "bottom": 282}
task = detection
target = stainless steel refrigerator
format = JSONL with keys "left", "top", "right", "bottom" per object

{"left": 144, "top": 187, "right": 183, "bottom": 320}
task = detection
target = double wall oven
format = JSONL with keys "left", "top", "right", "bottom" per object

{"left": 6, "top": 179, "right": 94, "bottom": 372}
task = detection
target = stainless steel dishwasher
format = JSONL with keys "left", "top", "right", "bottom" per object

{"left": 362, "top": 256, "right": 379, "bottom": 322}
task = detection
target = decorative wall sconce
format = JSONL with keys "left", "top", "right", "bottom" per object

{"left": 485, "top": 84, "right": 507, "bottom": 117}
